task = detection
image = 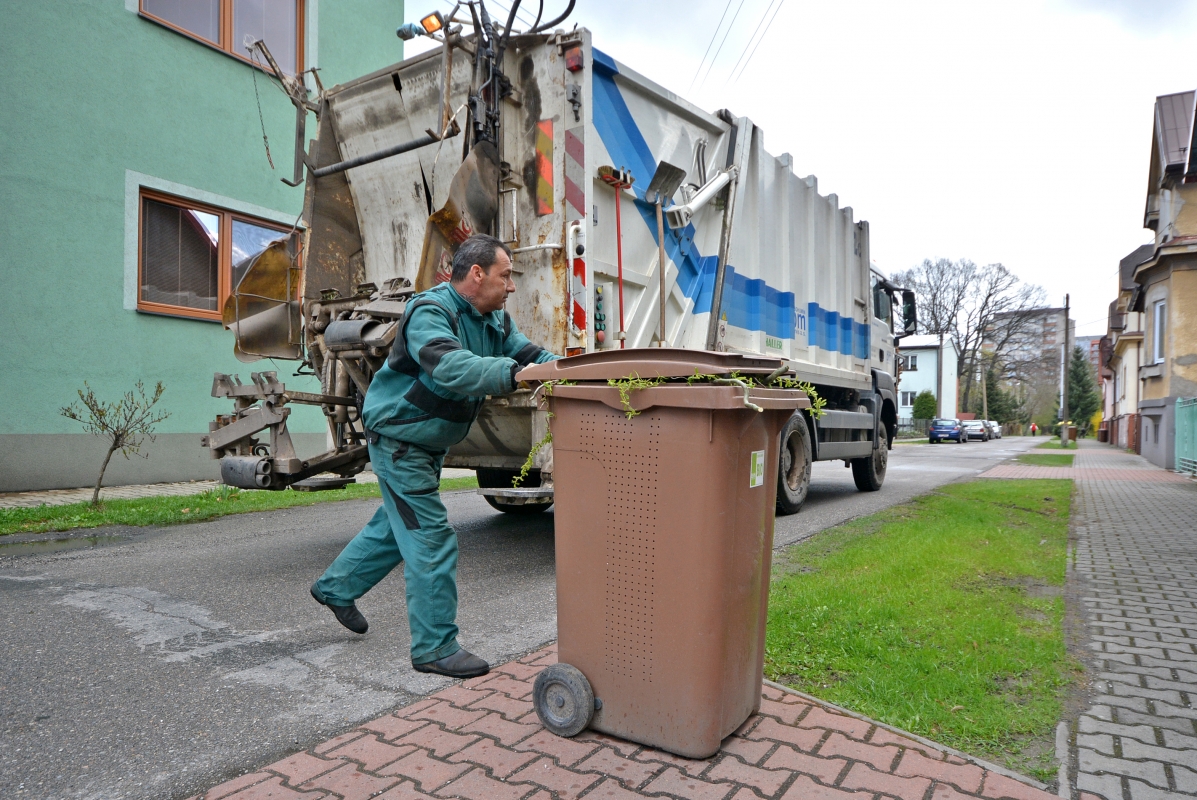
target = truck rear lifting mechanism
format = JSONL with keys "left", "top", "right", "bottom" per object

{"left": 204, "top": 0, "right": 917, "bottom": 513}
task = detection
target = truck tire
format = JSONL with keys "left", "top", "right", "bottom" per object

{"left": 776, "top": 412, "right": 812, "bottom": 515}
{"left": 476, "top": 468, "right": 553, "bottom": 515}
{"left": 850, "top": 430, "right": 887, "bottom": 492}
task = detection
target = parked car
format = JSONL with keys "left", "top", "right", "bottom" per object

{"left": 963, "top": 420, "right": 990, "bottom": 441}
{"left": 985, "top": 420, "right": 1002, "bottom": 439}
{"left": 929, "top": 418, "right": 967, "bottom": 444}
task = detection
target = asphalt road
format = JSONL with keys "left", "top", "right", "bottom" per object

{"left": 0, "top": 435, "right": 1041, "bottom": 800}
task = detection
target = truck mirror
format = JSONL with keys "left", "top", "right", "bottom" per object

{"left": 901, "top": 290, "right": 917, "bottom": 335}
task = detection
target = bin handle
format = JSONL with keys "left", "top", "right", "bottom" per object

{"left": 712, "top": 378, "right": 763, "bottom": 412}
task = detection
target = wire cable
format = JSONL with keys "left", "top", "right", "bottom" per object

{"left": 730, "top": 0, "right": 785, "bottom": 83}
{"left": 695, "top": 0, "right": 750, "bottom": 90}
{"left": 726, "top": 0, "right": 783, "bottom": 83}
{"left": 689, "top": 0, "right": 736, "bottom": 92}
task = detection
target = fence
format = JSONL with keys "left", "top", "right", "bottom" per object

{"left": 1178, "top": 398, "right": 1197, "bottom": 475}
{"left": 897, "top": 418, "right": 931, "bottom": 437}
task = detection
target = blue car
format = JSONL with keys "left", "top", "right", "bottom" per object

{"left": 929, "top": 418, "right": 966, "bottom": 444}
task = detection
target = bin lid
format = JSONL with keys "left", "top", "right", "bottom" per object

{"left": 517, "top": 348, "right": 787, "bottom": 383}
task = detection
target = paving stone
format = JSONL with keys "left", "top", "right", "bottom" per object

{"left": 706, "top": 756, "right": 789, "bottom": 796}
{"left": 446, "top": 738, "right": 538, "bottom": 778}
{"left": 508, "top": 756, "right": 600, "bottom": 799}
{"left": 1077, "top": 716, "right": 1163, "bottom": 745}
{"left": 324, "top": 735, "right": 415, "bottom": 772}
{"left": 433, "top": 767, "right": 531, "bottom": 800}
{"left": 1075, "top": 770, "right": 1126, "bottom": 799}
{"left": 1078, "top": 747, "right": 1169, "bottom": 786}
{"left": 584, "top": 777, "right": 655, "bottom": 800}
{"left": 894, "top": 749, "right": 984, "bottom": 793}
{"left": 839, "top": 762, "right": 931, "bottom": 799}
{"left": 796, "top": 707, "right": 873, "bottom": 740}
{"left": 1118, "top": 737, "right": 1197, "bottom": 772}
{"left": 979, "top": 770, "right": 1058, "bottom": 799}
{"left": 758, "top": 698, "right": 807, "bottom": 725}
{"left": 633, "top": 746, "right": 715, "bottom": 776}
{"left": 299, "top": 762, "right": 400, "bottom": 800}
{"left": 396, "top": 726, "right": 479, "bottom": 758}
{"left": 747, "top": 717, "right": 826, "bottom": 751}
{"left": 778, "top": 774, "right": 871, "bottom": 799}
{"left": 513, "top": 729, "right": 600, "bottom": 766}
{"left": 642, "top": 766, "right": 734, "bottom": 800}
{"left": 467, "top": 690, "right": 532, "bottom": 721}
{"left": 360, "top": 716, "right": 433, "bottom": 742}
{"left": 204, "top": 772, "right": 274, "bottom": 799}
{"left": 459, "top": 711, "right": 539, "bottom": 746}
{"left": 265, "top": 752, "right": 341, "bottom": 786}
{"left": 1123, "top": 777, "right": 1183, "bottom": 800}
{"left": 720, "top": 736, "right": 775, "bottom": 765}
{"left": 816, "top": 731, "right": 900, "bottom": 772}
{"left": 760, "top": 744, "right": 849, "bottom": 785}
{"left": 380, "top": 748, "right": 471, "bottom": 792}
{"left": 376, "top": 781, "right": 437, "bottom": 799}
{"left": 218, "top": 775, "right": 327, "bottom": 800}
{"left": 574, "top": 746, "right": 662, "bottom": 788}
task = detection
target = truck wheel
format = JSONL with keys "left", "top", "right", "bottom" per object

{"left": 776, "top": 412, "right": 812, "bottom": 515}
{"left": 851, "top": 432, "right": 887, "bottom": 492}
{"left": 533, "top": 664, "right": 594, "bottom": 737}
{"left": 476, "top": 468, "right": 553, "bottom": 515}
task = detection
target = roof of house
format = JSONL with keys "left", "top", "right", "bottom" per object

{"left": 1120, "top": 243, "right": 1155, "bottom": 291}
{"left": 898, "top": 334, "right": 949, "bottom": 350}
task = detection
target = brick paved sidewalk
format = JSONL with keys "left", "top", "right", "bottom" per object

{"left": 188, "top": 644, "right": 1063, "bottom": 800}
{"left": 1064, "top": 442, "right": 1197, "bottom": 799}
{"left": 0, "top": 469, "right": 476, "bottom": 510}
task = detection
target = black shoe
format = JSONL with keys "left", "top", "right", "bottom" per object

{"left": 310, "top": 586, "right": 368, "bottom": 634}
{"left": 412, "top": 648, "right": 490, "bottom": 678}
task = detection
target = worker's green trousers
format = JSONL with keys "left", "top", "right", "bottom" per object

{"left": 312, "top": 436, "right": 460, "bottom": 665}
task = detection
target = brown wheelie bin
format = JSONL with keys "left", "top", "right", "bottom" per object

{"left": 517, "top": 349, "right": 810, "bottom": 758}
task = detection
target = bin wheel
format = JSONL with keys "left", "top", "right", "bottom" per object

{"left": 532, "top": 663, "right": 594, "bottom": 737}
{"left": 776, "top": 412, "right": 812, "bottom": 516}
{"left": 851, "top": 428, "right": 888, "bottom": 492}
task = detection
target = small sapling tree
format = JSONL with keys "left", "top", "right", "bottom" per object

{"left": 60, "top": 381, "right": 170, "bottom": 505}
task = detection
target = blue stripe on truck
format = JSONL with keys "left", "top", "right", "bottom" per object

{"left": 591, "top": 50, "right": 864, "bottom": 353}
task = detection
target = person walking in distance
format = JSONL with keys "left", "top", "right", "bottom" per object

{"left": 1031, "top": 422, "right": 1039, "bottom": 437}
{"left": 310, "top": 235, "right": 559, "bottom": 678}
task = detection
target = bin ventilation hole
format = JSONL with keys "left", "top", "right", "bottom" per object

{"left": 580, "top": 411, "right": 662, "bottom": 682}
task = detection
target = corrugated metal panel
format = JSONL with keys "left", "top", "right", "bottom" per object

{"left": 1156, "top": 90, "right": 1194, "bottom": 171}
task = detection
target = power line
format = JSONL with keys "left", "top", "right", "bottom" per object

{"left": 730, "top": 0, "right": 785, "bottom": 83}
{"left": 695, "top": 0, "right": 750, "bottom": 90}
{"left": 689, "top": 0, "right": 736, "bottom": 92}
{"left": 725, "top": 0, "right": 782, "bottom": 83}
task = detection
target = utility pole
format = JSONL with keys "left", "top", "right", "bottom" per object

{"left": 981, "top": 354, "right": 989, "bottom": 421}
{"left": 1061, "top": 293, "right": 1070, "bottom": 442}
{"left": 936, "top": 331, "right": 944, "bottom": 418}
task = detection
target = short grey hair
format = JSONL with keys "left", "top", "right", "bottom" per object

{"left": 451, "top": 234, "right": 513, "bottom": 282}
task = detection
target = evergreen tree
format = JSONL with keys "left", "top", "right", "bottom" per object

{"left": 912, "top": 390, "right": 937, "bottom": 420}
{"left": 1068, "top": 345, "right": 1100, "bottom": 436}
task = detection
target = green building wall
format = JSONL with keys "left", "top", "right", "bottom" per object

{"left": 0, "top": 1, "right": 403, "bottom": 491}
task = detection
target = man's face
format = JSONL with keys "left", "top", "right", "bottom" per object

{"left": 460, "top": 248, "right": 516, "bottom": 314}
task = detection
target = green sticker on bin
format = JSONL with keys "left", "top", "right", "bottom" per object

{"left": 750, "top": 450, "right": 765, "bottom": 488}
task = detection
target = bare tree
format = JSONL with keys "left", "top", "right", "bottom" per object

{"left": 891, "top": 259, "right": 1045, "bottom": 411}
{"left": 60, "top": 381, "right": 170, "bottom": 505}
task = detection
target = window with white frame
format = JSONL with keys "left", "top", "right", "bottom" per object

{"left": 900, "top": 354, "right": 918, "bottom": 371}
{"left": 900, "top": 391, "right": 916, "bottom": 406}
{"left": 1153, "top": 300, "right": 1166, "bottom": 364}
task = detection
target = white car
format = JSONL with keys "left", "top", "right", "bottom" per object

{"left": 986, "top": 421, "right": 1002, "bottom": 439}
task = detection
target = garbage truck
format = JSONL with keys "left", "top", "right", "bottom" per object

{"left": 201, "top": 1, "right": 918, "bottom": 515}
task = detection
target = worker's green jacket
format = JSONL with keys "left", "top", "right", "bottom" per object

{"left": 361, "top": 283, "right": 558, "bottom": 451}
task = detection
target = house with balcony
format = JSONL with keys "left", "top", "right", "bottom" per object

{"left": 1, "top": 1, "right": 400, "bottom": 492}
{"left": 1131, "top": 89, "right": 1197, "bottom": 468}
{"left": 1101, "top": 244, "right": 1153, "bottom": 452}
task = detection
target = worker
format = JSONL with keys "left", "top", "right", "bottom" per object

{"left": 310, "top": 234, "right": 559, "bottom": 678}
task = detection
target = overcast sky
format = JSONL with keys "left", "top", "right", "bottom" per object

{"left": 403, "top": 0, "right": 1196, "bottom": 336}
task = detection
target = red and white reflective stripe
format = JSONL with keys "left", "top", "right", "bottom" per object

{"left": 565, "top": 126, "right": 586, "bottom": 334}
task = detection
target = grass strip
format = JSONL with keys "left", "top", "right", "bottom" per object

{"left": 1017, "top": 453, "right": 1075, "bottom": 467}
{"left": 1035, "top": 439, "right": 1072, "bottom": 450}
{"left": 0, "top": 476, "right": 479, "bottom": 536}
{"left": 767, "top": 479, "right": 1075, "bottom": 781}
